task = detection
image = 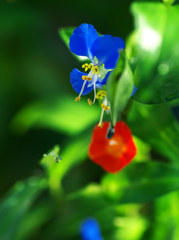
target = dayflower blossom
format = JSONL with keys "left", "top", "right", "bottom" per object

{"left": 89, "top": 122, "right": 137, "bottom": 173}
{"left": 69, "top": 23, "right": 137, "bottom": 126}
{"left": 69, "top": 23, "right": 125, "bottom": 103}
{"left": 80, "top": 218, "right": 103, "bottom": 240}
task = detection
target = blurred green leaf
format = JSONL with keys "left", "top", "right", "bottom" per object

{"left": 58, "top": 27, "right": 89, "bottom": 63}
{"left": 0, "top": 177, "right": 46, "bottom": 240}
{"left": 128, "top": 3, "right": 179, "bottom": 104}
{"left": 127, "top": 101, "right": 179, "bottom": 164}
{"left": 58, "top": 27, "right": 74, "bottom": 48}
{"left": 107, "top": 51, "right": 134, "bottom": 126}
{"left": 102, "top": 161, "right": 179, "bottom": 203}
{"left": 114, "top": 203, "right": 149, "bottom": 240}
{"left": 44, "top": 161, "right": 179, "bottom": 238}
{"left": 10, "top": 95, "right": 100, "bottom": 136}
{"left": 133, "top": 136, "right": 151, "bottom": 162}
{"left": 39, "top": 183, "right": 148, "bottom": 240}
{"left": 163, "top": 0, "right": 176, "bottom": 6}
{"left": 151, "top": 191, "right": 179, "bottom": 240}
{"left": 40, "top": 134, "right": 91, "bottom": 196}
{"left": 42, "top": 183, "right": 117, "bottom": 240}
{"left": 15, "top": 201, "right": 54, "bottom": 240}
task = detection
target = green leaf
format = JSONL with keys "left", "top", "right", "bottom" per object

{"left": 44, "top": 184, "right": 117, "bottom": 240}
{"left": 10, "top": 95, "right": 100, "bottom": 136}
{"left": 40, "top": 134, "right": 91, "bottom": 196}
{"left": 42, "top": 182, "right": 148, "bottom": 240}
{"left": 0, "top": 177, "right": 46, "bottom": 240}
{"left": 163, "top": 0, "right": 176, "bottom": 6}
{"left": 58, "top": 27, "right": 74, "bottom": 48}
{"left": 14, "top": 201, "right": 54, "bottom": 240}
{"left": 58, "top": 27, "right": 89, "bottom": 63}
{"left": 128, "top": 3, "right": 179, "bottom": 104}
{"left": 41, "top": 145, "right": 61, "bottom": 173}
{"left": 132, "top": 136, "right": 151, "bottom": 162}
{"left": 152, "top": 191, "right": 179, "bottom": 240}
{"left": 43, "top": 145, "right": 61, "bottom": 159}
{"left": 106, "top": 51, "right": 134, "bottom": 126}
{"left": 102, "top": 161, "right": 179, "bottom": 203}
{"left": 127, "top": 101, "right": 179, "bottom": 164}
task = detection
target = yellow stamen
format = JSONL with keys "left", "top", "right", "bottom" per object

{"left": 89, "top": 63, "right": 94, "bottom": 71}
{"left": 101, "top": 103, "right": 110, "bottom": 111}
{"left": 88, "top": 64, "right": 98, "bottom": 74}
{"left": 82, "top": 63, "right": 89, "bottom": 72}
{"left": 82, "top": 75, "right": 87, "bottom": 80}
{"left": 87, "top": 99, "right": 92, "bottom": 106}
{"left": 82, "top": 63, "right": 99, "bottom": 74}
{"left": 93, "top": 66, "right": 99, "bottom": 75}
{"left": 82, "top": 76, "right": 92, "bottom": 81}
{"left": 96, "top": 91, "right": 107, "bottom": 100}
{"left": 98, "top": 103, "right": 110, "bottom": 126}
{"left": 75, "top": 96, "right": 81, "bottom": 102}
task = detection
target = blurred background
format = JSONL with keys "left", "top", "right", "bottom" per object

{"left": 1, "top": 0, "right": 179, "bottom": 239}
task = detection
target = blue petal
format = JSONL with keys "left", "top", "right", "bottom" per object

{"left": 80, "top": 218, "right": 103, "bottom": 240}
{"left": 131, "top": 84, "right": 137, "bottom": 96}
{"left": 69, "top": 24, "right": 99, "bottom": 61}
{"left": 91, "top": 35, "right": 125, "bottom": 69}
{"left": 70, "top": 68, "right": 94, "bottom": 95}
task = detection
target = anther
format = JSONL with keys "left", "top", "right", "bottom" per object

{"left": 75, "top": 96, "right": 81, "bottom": 102}
{"left": 98, "top": 103, "right": 110, "bottom": 127}
{"left": 87, "top": 77, "right": 92, "bottom": 81}
{"left": 82, "top": 75, "right": 87, "bottom": 80}
{"left": 89, "top": 64, "right": 94, "bottom": 70}
{"left": 96, "top": 91, "right": 107, "bottom": 99}
{"left": 93, "top": 66, "right": 99, "bottom": 75}
{"left": 101, "top": 103, "right": 110, "bottom": 111}
{"left": 82, "top": 63, "right": 89, "bottom": 72}
{"left": 87, "top": 99, "right": 92, "bottom": 106}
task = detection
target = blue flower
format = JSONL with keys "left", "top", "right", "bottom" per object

{"left": 69, "top": 23, "right": 125, "bottom": 103}
{"left": 69, "top": 23, "right": 137, "bottom": 126}
{"left": 80, "top": 218, "right": 103, "bottom": 240}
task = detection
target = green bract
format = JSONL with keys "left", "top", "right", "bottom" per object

{"left": 107, "top": 51, "right": 134, "bottom": 126}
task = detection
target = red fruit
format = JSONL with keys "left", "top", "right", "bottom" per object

{"left": 88, "top": 122, "right": 137, "bottom": 173}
